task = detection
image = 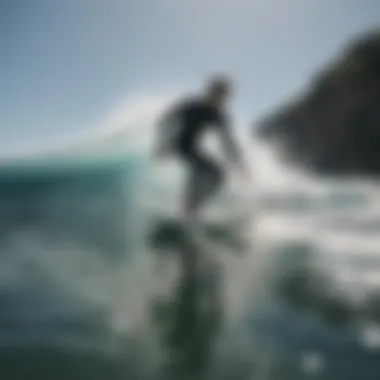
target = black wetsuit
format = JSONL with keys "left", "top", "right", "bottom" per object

{"left": 158, "top": 97, "right": 240, "bottom": 210}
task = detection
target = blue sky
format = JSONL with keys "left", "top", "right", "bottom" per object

{"left": 2, "top": 0, "right": 380, "bottom": 153}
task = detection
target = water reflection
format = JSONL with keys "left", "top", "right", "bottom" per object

{"left": 150, "top": 222, "right": 223, "bottom": 380}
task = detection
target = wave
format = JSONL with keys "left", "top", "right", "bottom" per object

{"left": 1, "top": 96, "right": 380, "bottom": 378}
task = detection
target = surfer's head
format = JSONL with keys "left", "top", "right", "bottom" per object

{"left": 206, "top": 75, "right": 233, "bottom": 106}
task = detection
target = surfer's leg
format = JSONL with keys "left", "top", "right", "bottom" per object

{"left": 183, "top": 164, "right": 202, "bottom": 218}
{"left": 201, "top": 157, "right": 224, "bottom": 203}
{"left": 183, "top": 153, "right": 224, "bottom": 217}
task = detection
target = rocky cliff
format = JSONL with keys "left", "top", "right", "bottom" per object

{"left": 257, "top": 29, "right": 380, "bottom": 177}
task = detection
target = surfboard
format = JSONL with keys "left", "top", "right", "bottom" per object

{"left": 148, "top": 209, "right": 250, "bottom": 255}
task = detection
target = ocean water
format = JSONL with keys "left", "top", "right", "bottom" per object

{"left": 0, "top": 141, "right": 380, "bottom": 380}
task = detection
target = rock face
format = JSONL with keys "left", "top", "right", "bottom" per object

{"left": 256, "top": 29, "right": 380, "bottom": 177}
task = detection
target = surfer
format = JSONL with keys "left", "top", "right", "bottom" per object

{"left": 154, "top": 76, "right": 249, "bottom": 219}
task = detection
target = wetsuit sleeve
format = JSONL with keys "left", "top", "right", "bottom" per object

{"left": 218, "top": 113, "right": 241, "bottom": 163}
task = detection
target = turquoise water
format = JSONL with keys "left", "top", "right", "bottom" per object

{"left": 0, "top": 153, "right": 380, "bottom": 379}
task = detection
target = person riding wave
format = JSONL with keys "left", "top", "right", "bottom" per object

{"left": 154, "top": 76, "right": 250, "bottom": 220}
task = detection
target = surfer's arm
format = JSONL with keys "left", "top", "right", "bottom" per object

{"left": 219, "top": 118, "right": 253, "bottom": 184}
{"left": 218, "top": 115, "right": 242, "bottom": 165}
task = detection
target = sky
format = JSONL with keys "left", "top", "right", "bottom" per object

{"left": 1, "top": 0, "right": 380, "bottom": 155}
